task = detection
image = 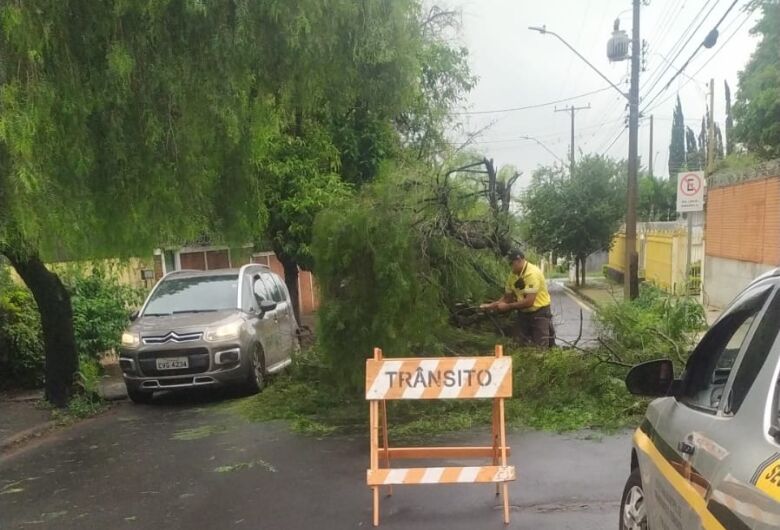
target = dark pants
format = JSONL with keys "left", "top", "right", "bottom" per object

{"left": 513, "top": 305, "right": 555, "bottom": 348}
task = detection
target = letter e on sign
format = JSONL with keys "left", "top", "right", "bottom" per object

{"left": 676, "top": 171, "right": 704, "bottom": 213}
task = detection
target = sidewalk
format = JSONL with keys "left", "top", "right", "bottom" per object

{"left": 562, "top": 279, "right": 622, "bottom": 309}
{"left": 0, "top": 391, "right": 55, "bottom": 452}
{"left": 1, "top": 362, "right": 127, "bottom": 453}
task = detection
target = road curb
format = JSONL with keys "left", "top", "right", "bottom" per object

{"left": 559, "top": 283, "right": 597, "bottom": 313}
{"left": 0, "top": 421, "right": 57, "bottom": 453}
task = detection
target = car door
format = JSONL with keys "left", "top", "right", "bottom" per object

{"left": 642, "top": 281, "right": 776, "bottom": 530}
{"left": 263, "top": 273, "right": 295, "bottom": 360}
{"left": 690, "top": 281, "right": 780, "bottom": 530}
{"left": 251, "top": 273, "right": 282, "bottom": 366}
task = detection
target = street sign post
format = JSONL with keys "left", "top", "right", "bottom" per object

{"left": 676, "top": 171, "right": 705, "bottom": 213}
{"left": 677, "top": 171, "right": 705, "bottom": 292}
{"left": 365, "top": 345, "right": 516, "bottom": 526}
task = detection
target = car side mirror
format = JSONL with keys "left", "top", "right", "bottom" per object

{"left": 129, "top": 310, "right": 139, "bottom": 322}
{"left": 625, "top": 359, "right": 676, "bottom": 397}
{"left": 259, "top": 300, "right": 277, "bottom": 314}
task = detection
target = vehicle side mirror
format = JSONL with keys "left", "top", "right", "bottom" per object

{"left": 259, "top": 300, "right": 277, "bottom": 314}
{"left": 625, "top": 359, "right": 676, "bottom": 397}
{"left": 129, "top": 310, "right": 139, "bottom": 322}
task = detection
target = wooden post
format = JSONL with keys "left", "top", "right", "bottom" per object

{"left": 492, "top": 398, "right": 500, "bottom": 496}
{"left": 371, "top": 348, "right": 382, "bottom": 526}
{"left": 496, "top": 344, "right": 510, "bottom": 524}
{"left": 381, "top": 400, "right": 392, "bottom": 497}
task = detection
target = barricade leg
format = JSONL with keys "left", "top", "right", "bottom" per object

{"left": 492, "top": 398, "right": 500, "bottom": 496}
{"left": 381, "top": 400, "right": 392, "bottom": 497}
{"left": 370, "top": 399, "right": 380, "bottom": 526}
{"left": 495, "top": 345, "right": 510, "bottom": 525}
{"left": 498, "top": 396, "right": 510, "bottom": 525}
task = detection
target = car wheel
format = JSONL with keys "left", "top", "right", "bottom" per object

{"left": 620, "top": 468, "right": 648, "bottom": 530}
{"left": 246, "top": 344, "right": 265, "bottom": 394}
{"left": 127, "top": 386, "right": 154, "bottom": 404}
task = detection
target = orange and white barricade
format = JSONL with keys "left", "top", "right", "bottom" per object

{"left": 365, "top": 345, "right": 515, "bottom": 526}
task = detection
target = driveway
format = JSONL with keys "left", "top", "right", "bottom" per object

{"left": 0, "top": 393, "right": 631, "bottom": 529}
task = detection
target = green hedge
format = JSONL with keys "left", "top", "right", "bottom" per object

{"left": 0, "top": 269, "right": 45, "bottom": 388}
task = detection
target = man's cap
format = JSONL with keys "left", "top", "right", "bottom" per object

{"left": 507, "top": 248, "right": 525, "bottom": 262}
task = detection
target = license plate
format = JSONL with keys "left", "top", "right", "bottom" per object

{"left": 156, "top": 357, "right": 189, "bottom": 370}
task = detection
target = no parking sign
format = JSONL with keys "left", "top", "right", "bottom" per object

{"left": 676, "top": 171, "right": 705, "bottom": 213}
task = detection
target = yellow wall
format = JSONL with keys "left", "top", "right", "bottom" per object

{"left": 644, "top": 234, "right": 674, "bottom": 291}
{"left": 608, "top": 234, "right": 626, "bottom": 273}
{"left": 608, "top": 229, "right": 691, "bottom": 294}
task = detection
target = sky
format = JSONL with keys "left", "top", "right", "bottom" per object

{"left": 450, "top": 0, "right": 761, "bottom": 189}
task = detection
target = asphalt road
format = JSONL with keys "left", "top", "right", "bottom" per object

{"left": 1, "top": 390, "right": 632, "bottom": 530}
{"left": 549, "top": 280, "right": 598, "bottom": 348}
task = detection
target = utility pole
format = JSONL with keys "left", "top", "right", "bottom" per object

{"left": 648, "top": 114, "right": 654, "bottom": 178}
{"left": 528, "top": 7, "right": 640, "bottom": 299}
{"left": 555, "top": 104, "right": 591, "bottom": 176}
{"left": 624, "top": 0, "right": 641, "bottom": 301}
{"left": 707, "top": 79, "right": 716, "bottom": 174}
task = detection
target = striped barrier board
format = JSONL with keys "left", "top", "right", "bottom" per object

{"left": 365, "top": 356, "right": 512, "bottom": 400}
{"left": 367, "top": 466, "right": 516, "bottom": 486}
{"left": 366, "top": 345, "right": 515, "bottom": 527}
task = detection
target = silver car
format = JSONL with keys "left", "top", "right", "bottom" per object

{"left": 119, "top": 265, "right": 299, "bottom": 403}
{"left": 621, "top": 268, "right": 780, "bottom": 529}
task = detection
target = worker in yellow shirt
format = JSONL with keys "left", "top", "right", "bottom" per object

{"left": 480, "top": 248, "right": 555, "bottom": 348}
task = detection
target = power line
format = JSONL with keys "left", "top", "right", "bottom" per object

{"left": 642, "top": 7, "right": 753, "bottom": 114}
{"left": 641, "top": 0, "right": 717, "bottom": 96}
{"left": 641, "top": 0, "right": 721, "bottom": 101}
{"left": 452, "top": 86, "right": 612, "bottom": 115}
{"left": 643, "top": 0, "right": 742, "bottom": 111}
{"left": 451, "top": 117, "right": 627, "bottom": 146}
{"left": 600, "top": 126, "right": 627, "bottom": 156}
{"left": 665, "top": 0, "right": 742, "bottom": 91}
{"left": 647, "top": 0, "right": 685, "bottom": 53}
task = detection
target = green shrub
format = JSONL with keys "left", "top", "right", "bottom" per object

{"left": 596, "top": 284, "right": 706, "bottom": 368}
{"left": 229, "top": 343, "right": 643, "bottom": 436}
{"left": 0, "top": 277, "right": 45, "bottom": 388}
{"left": 312, "top": 186, "right": 446, "bottom": 391}
{"left": 312, "top": 174, "right": 509, "bottom": 391}
{"left": 76, "top": 355, "right": 102, "bottom": 396}
{"left": 64, "top": 266, "right": 145, "bottom": 360}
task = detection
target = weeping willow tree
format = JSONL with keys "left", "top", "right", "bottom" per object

{"left": 0, "top": 0, "right": 478, "bottom": 404}
{"left": 0, "top": 1, "right": 276, "bottom": 404}
{"left": 313, "top": 157, "right": 517, "bottom": 390}
{"left": 252, "top": 2, "right": 476, "bottom": 321}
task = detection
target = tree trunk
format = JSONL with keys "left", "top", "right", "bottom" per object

{"left": 279, "top": 255, "right": 301, "bottom": 324}
{"left": 580, "top": 255, "right": 587, "bottom": 287}
{"left": 2, "top": 248, "right": 76, "bottom": 407}
{"left": 574, "top": 258, "right": 580, "bottom": 287}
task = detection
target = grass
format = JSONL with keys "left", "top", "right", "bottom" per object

{"left": 46, "top": 393, "right": 109, "bottom": 424}
{"left": 213, "top": 459, "right": 277, "bottom": 473}
{"left": 171, "top": 424, "right": 227, "bottom": 441}
{"left": 226, "top": 334, "right": 645, "bottom": 439}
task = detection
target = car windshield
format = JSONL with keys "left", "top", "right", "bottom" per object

{"left": 143, "top": 274, "right": 239, "bottom": 315}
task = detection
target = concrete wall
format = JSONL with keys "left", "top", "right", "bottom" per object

{"left": 703, "top": 256, "right": 774, "bottom": 309}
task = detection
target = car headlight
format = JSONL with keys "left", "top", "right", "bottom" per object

{"left": 121, "top": 331, "right": 140, "bottom": 348}
{"left": 205, "top": 321, "right": 243, "bottom": 342}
